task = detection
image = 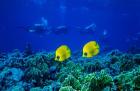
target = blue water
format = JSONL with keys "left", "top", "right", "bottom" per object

{"left": 0, "top": 0, "right": 140, "bottom": 52}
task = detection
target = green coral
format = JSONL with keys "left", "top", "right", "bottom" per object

{"left": 114, "top": 66, "right": 140, "bottom": 91}
{"left": 65, "top": 61, "right": 84, "bottom": 76}
{"left": 82, "top": 73, "right": 96, "bottom": 83}
{"left": 57, "top": 61, "right": 84, "bottom": 82}
{"left": 57, "top": 73, "right": 68, "bottom": 83}
{"left": 30, "top": 87, "right": 42, "bottom": 91}
{"left": 120, "top": 54, "right": 134, "bottom": 69}
{"left": 60, "top": 69, "right": 113, "bottom": 91}
{"left": 81, "top": 83, "right": 90, "bottom": 91}
{"left": 114, "top": 71, "right": 134, "bottom": 90}
{"left": 80, "top": 70, "right": 113, "bottom": 91}
{"left": 58, "top": 60, "right": 113, "bottom": 91}
{"left": 23, "top": 51, "right": 58, "bottom": 88}
{"left": 133, "top": 75, "right": 140, "bottom": 90}
{"left": 24, "top": 52, "right": 49, "bottom": 82}
{"left": 62, "top": 75, "right": 81, "bottom": 90}
{"left": 115, "top": 72, "right": 133, "bottom": 85}
{"left": 59, "top": 86, "right": 76, "bottom": 91}
{"left": 88, "top": 70, "right": 113, "bottom": 91}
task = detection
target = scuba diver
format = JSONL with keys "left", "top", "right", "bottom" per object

{"left": 25, "top": 17, "right": 51, "bottom": 35}
{"left": 23, "top": 17, "right": 69, "bottom": 36}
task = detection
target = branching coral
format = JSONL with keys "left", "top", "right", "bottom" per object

{"left": 119, "top": 54, "right": 134, "bottom": 72}
{"left": 79, "top": 70, "right": 113, "bottom": 91}
{"left": 60, "top": 69, "right": 113, "bottom": 91}
{"left": 24, "top": 53, "right": 50, "bottom": 82}
{"left": 114, "top": 66, "right": 140, "bottom": 91}
{"left": 3, "top": 50, "right": 25, "bottom": 68}
{"left": 114, "top": 72, "right": 133, "bottom": 91}
{"left": 30, "top": 87, "right": 42, "bottom": 91}
{"left": 83, "top": 60, "right": 103, "bottom": 73}
{"left": 88, "top": 70, "right": 113, "bottom": 91}
{"left": 57, "top": 61, "right": 84, "bottom": 82}
{"left": 25, "top": 54, "right": 45, "bottom": 67}
{"left": 22, "top": 51, "right": 60, "bottom": 88}
{"left": 59, "top": 86, "right": 76, "bottom": 91}
{"left": 62, "top": 75, "right": 81, "bottom": 90}
{"left": 37, "top": 63, "right": 48, "bottom": 75}
{"left": 133, "top": 75, "right": 140, "bottom": 90}
{"left": 110, "top": 56, "right": 119, "bottom": 64}
{"left": 25, "top": 67, "right": 42, "bottom": 80}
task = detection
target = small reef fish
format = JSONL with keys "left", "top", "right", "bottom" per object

{"left": 82, "top": 41, "right": 100, "bottom": 58}
{"left": 55, "top": 45, "right": 71, "bottom": 62}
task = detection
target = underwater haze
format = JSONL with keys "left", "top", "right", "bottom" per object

{"left": 0, "top": 0, "right": 140, "bottom": 52}
{"left": 0, "top": 0, "right": 140, "bottom": 91}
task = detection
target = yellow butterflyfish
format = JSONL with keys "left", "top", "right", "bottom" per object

{"left": 55, "top": 45, "right": 71, "bottom": 62}
{"left": 82, "top": 41, "right": 100, "bottom": 58}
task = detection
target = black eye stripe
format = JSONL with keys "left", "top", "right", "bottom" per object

{"left": 57, "top": 56, "right": 60, "bottom": 59}
{"left": 84, "top": 52, "right": 87, "bottom": 56}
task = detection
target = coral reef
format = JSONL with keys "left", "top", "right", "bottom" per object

{"left": 9, "top": 86, "right": 25, "bottom": 91}
{"left": 57, "top": 61, "right": 84, "bottom": 83}
{"left": 30, "top": 87, "right": 42, "bottom": 91}
{"left": 0, "top": 49, "right": 140, "bottom": 90}
{"left": 87, "top": 70, "right": 113, "bottom": 91}
{"left": 83, "top": 60, "right": 103, "bottom": 73}
{"left": 61, "top": 75, "right": 81, "bottom": 90}
{"left": 133, "top": 75, "right": 140, "bottom": 90}
{"left": 133, "top": 54, "right": 140, "bottom": 64}
{"left": 114, "top": 66, "right": 140, "bottom": 91}
{"left": 59, "top": 86, "right": 76, "bottom": 91}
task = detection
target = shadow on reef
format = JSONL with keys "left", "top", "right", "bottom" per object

{"left": 0, "top": 48, "right": 140, "bottom": 91}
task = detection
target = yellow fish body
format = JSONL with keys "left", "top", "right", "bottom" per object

{"left": 55, "top": 45, "right": 71, "bottom": 62}
{"left": 82, "top": 41, "right": 100, "bottom": 58}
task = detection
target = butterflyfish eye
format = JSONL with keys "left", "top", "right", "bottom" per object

{"left": 84, "top": 52, "right": 87, "bottom": 56}
{"left": 57, "top": 56, "right": 60, "bottom": 59}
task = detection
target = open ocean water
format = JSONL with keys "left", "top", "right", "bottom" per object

{"left": 0, "top": 0, "right": 140, "bottom": 91}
